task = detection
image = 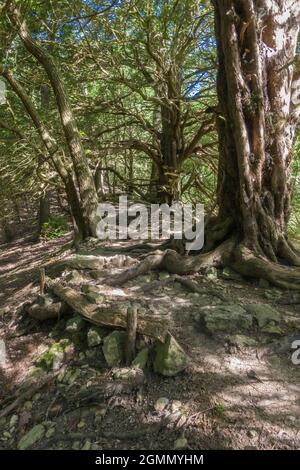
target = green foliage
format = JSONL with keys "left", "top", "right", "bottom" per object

{"left": 214, "top": 402, "right": 226, "bottom": 416}
{"left": 289, "top": 133, "right": 300, "bottom": 239}
{"left": 40, "top": 215, "right": 68, "bottom": 240}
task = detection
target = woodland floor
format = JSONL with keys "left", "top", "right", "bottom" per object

{"left": 0, "top": 233, "right": 300, "bottom": 450}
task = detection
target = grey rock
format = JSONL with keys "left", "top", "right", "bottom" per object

{"left": 66, "top": 255, "right": 105, "bottom": 270}
{"left": 244, "top": 303, "right": 281, "bottom": 333}
{"left": 154, "top": 397, "right": 169, "bottom": 412}
{"left": 153, "top": 333, "right": 189, "bottom": 376}
{"left": 174, "top": 437, "right": 188, "bottom": 450}
{"left": 201, "top": 304, "right": 252, "bottom": 334}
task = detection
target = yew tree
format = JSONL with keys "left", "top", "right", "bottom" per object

{"left": 113, "top": 0, "right": 300, "bottom": 290}
{"left": 210, "top": 0, "right": 300, "bottom": 288}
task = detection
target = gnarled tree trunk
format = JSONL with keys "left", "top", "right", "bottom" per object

{"left": 212, "top": 0, "right": 300, "bottom": 272}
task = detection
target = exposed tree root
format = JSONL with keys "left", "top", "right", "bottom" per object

{"left": 277, "top": 237, "right": 300, "bottom": 267}
{"left": 107, "top": 236, "right": 300, "bottom": 290}
{"left": 108, "top": 239, "right": 234, "bottom": 286}
{"left": 228, "top": 244, "right": 300, "bottom": 290}
{"left": 173, "top": 275, "right": 227, "bottom": 301}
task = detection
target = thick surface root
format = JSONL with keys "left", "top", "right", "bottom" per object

{"left": 108, "top": 239, "right": 234, "bottom": 286}
{"left": 229, "top": 244, "right": 300, "bottom": 290}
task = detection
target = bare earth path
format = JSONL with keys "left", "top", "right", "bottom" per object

{"left": 0, "top": 235, "right": 300, "bottom": 450}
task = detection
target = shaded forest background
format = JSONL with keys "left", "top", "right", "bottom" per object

{"left": 1, "top": 0, "right": 298, "bottom": 243}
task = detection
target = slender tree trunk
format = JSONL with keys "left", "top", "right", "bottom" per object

{"left": 213, "top": 0, "right": 300, "bottom": 265}
{"left": 6, "top": 0, "right": 99, "bottom": 237}
{"left": 0, "top": 68, "right": 89, "bottom": 240}
{"left": 157, "top": 69, "right": 183, "bottom": 204}
{"left": 38, "top": 191, "right": 51, "bottom": 232}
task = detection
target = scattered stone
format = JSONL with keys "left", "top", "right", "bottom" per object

{"left": 132, "top": 347, "right": 149, "bottom": 369}
{"left": 66, "top": 315, "right": 86, "bottom": 333}
{"left": 206, "top": 267, "right": 218, "bottom": 280}
{"left": 33, "top": 392, "right": 41, "bottom": 402}
{"left": 35, "top": 339, "right": 71, "bottom": 371}
{"left": 244, "top": 303, "right": 281, "bottom": 333}
{"left": 102, "top": 330, "right": 127, "bottom": 367}
{"left": 174, "top": 437, "right": 188, "bottom": 450}
{"left": 247, "top": 429, "right": 258, "bottom": 438}
{"left": 9, "top": 415, "right": 18, "bottom": 429}
{"left": 171, "top": 400, "right": 184, "bottom": 413}
{"left": 221, "top": 267, "right": 243, "bottom": 281}
{"left": 87, "top": 326, "right": 106, "bottom": 347}
{"left": 264, "top": 289, "right": 282, "bottom": 301}
{"left": 159, "top": 271, "right": 170, "bottom": 281}
{"left": 0, "top": 339, "right": 7, "bottom": 366}
{"left": 154, "top": 397, "right": 169, "bottom": 412}
{"left": 72, "top": 440, "right": 81, "bottom": 450}
{"left": 0, "top": 306, "right": 10, "bottom": 317}
{"left": 77, "top": 421, "right": 86, "bottom": 429}
{"left": 64, "top": 270, "right": 84, "bottom": 284}
{"left": 0, "top": 417, "right": 6, "bottom": 428}
{"left": 95, "top": 407, "right": 107, "bottom": 424}
{"left": 200, "top": 305, "right": 252, "bottom": 334}
{"left": 17, "top": 424, "right": 45, "bottom": 450}
{"left": 24, "top": 401, "right": 33, "bottom": 410}
{"left": 153, "top": 333, "right": 189, "bottom": 376}
{"left": 82, "top": 439, "right": 92, "bottom": 450}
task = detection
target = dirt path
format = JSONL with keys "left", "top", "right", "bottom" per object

{"left": 0, "top": 236, "right": 300, "bottom": 450}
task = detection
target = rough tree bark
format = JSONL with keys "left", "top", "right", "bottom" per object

{"left": 210, "top": 0, "right": 300, "bottom": 286}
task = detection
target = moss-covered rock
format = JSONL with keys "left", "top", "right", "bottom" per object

{"left": 66, "top": 315, "right": 86, "bottom": 333}
{"left": 132, "top": 347, "right": 149, "bottom": 369}
{"left": 17, "top": 424, "right": 45, "bottom": 450}
{"left": 102, "top": 330, "right": 127, "bottom": 367}
{"left": 87, "top": 325, "right": 106, "bottom": 347}
{"left": 201, "top": 304, "right": 252, "bottom": 334}
{"left": 35, "top": 339, "right": 71, "bottom": 371}
{"left": 153, "top": 334, "right": 189, "bottom": 376}
{"left": 244, "top": 303, "right": 281, "bottom": 333}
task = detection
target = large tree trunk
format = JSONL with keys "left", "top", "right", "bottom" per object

{"left": 213, "top": 0, "right": 300, "bottom": 265}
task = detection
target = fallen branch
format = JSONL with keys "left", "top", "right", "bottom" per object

{"left": 48, "top": 280, "right": 168, "bottom": 341}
